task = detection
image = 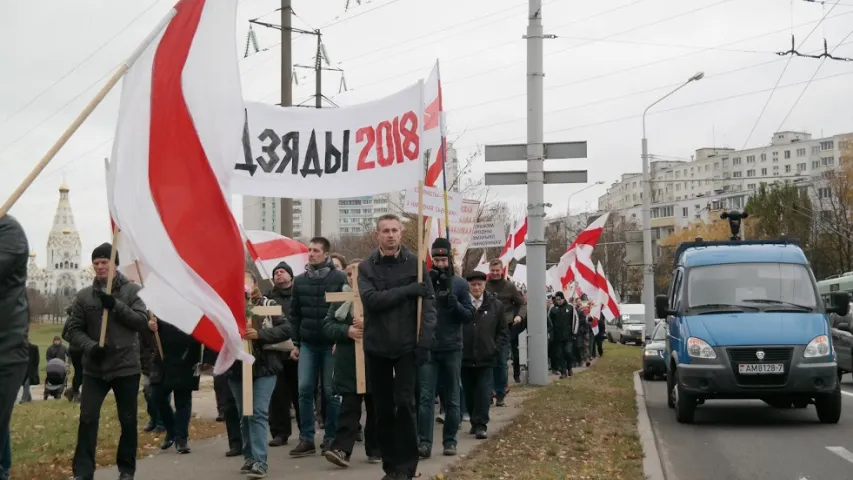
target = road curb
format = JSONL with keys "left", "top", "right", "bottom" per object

{"left": 634, "top": 370, "right": 666, "bottom": 480}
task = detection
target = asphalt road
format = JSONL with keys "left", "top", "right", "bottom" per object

{"left": 643, "top": 373, "right": 853, "bottom": 480}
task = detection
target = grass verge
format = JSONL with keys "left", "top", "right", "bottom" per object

{"left": 10, "top": 394, "right": 225, "bottom": 479}
{"left": 442, "top": 344, "right": 644, "bottom": 480}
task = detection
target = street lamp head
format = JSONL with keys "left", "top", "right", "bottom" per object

{"left": 594, "top": 180, "right": 605, "bottom": 185}
{"left": 689, "top": 71, "right": 705, "bottom": 82}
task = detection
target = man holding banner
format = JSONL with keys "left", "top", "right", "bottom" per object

{"left": 358, "top": 214, "right": 437, "bottom": 480}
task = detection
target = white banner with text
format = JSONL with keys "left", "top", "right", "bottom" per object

{"left": 403, "top": 185, "right": 463, "bottom": 223}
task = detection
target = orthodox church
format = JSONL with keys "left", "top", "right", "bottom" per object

{"left": 27, "top": 183, "right": 95, "bottom": 296}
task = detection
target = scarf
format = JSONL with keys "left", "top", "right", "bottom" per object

{"left": 306, "top": 258, "right": 332, "bottom": 280}
{"left": 335, "top": 284, "right": 354, "bottom": 321}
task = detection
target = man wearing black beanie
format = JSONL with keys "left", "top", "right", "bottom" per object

{"left": 63, "top": 242, "right": 150, "bottom": 480}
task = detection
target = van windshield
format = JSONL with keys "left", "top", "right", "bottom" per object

{"left": 687, "top": 262, "right": 817, "bottom": 310}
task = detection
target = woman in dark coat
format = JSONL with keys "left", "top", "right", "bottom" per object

{"left": 147, "top": 316, "right": 201, "bottom": 454}
{"left": 320, "top": 259, "right": 380, "bottom": 468}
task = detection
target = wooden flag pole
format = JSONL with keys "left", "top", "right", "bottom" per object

{"left": 0, "top": 9, "right": 176, "bottom": 218}
{"left": 416, "top": 180, "right": 425, "bottom": 337}
{"left": 98, "top": 227, "right": 120, "bottom": 346}
{"left": 243, "top": 303, "right": 283, "bottom": 416}
{"left": 132, "top": 259, "right": 164, "bottom": 360}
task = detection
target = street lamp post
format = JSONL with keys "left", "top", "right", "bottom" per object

{"left": 565, "top": 180, "right": 605, "bottom": 245}
{"left": 641, "top": 71, "right": 704, "bottom": 336}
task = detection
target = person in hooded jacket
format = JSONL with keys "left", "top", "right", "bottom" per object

{"left": 462, "top": 271, "right": 508, "bottom": 440}
{"left": 548, "top": 292, "right": 574, "bottom": 378}
{"left": 484, "top": 259, "right": 526, "bottom": 406}
{"left": 288, "top": 237, "right": 347, "bottom": 457}
{"left": 225, "top": 271, "right": 291, "bottom": 479}
{"left": 321, "top": 259, "right": 381, "bottom": 468}
{"left": 0, "top": 215, "right": 30, "bottom": 480}
{"left": 417, "top": 238, "right": 474, "bottom": 459}
{"left": 265, "top": 261, "right": 300, "bottom": 448}
{"left": 147, "top": 315, "right": 202, "bottom": 455}
{"left": 63, "top": 243, "right": 150, "bottom": 480}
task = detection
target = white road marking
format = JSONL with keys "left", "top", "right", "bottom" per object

{"left": 827, "top": 446, "right": 853, "bottom": 464}
{"left": 840, "top": 389, "right": 853, "bottom": 398}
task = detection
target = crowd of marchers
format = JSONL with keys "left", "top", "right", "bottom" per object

{"left": 0, "top": 212, "right": 604, "bottom": 480}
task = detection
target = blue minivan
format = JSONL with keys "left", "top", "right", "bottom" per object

{"left": 656, "top": 237, "right": 850, "bottom": 424}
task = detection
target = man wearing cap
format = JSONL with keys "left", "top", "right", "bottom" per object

{"left": 63, "top": 242, "right": 150, "bottom": 480}
{"left": 0, "top": 215, "right": 30, "bottom": 480}
{"left": 266, "top": 261, "right": 300, "bottom": 448}
{"left": 462, "top": 271, "right": 508, "bottom": 439}
{"left": 548, "top": 292, "right": 575, "bottom": 378}
{"left": 484, "top": 259, "right": 526, "bottom": 405}
{"left": 417, "top": 238, "right": 474, "bottom": 458}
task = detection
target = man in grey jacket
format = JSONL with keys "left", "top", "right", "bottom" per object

{"left": 63, "top": 243, "right": 150, "bottom": 480}
{"left": 0, "top": 215, "right": 30, "bottom": 480}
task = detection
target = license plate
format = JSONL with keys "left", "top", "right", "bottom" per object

{"left": 738, "top": 363, "right": 784, "bottom": 374}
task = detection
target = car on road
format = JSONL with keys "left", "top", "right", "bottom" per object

{"left": 643, "top": 321, "right": 668, "bottom": 380}
{"left": 606, "top": 303, "right": 645, "bottom": 345}
{"left": 658, "top": 235, "right": 850, "bottom": 424}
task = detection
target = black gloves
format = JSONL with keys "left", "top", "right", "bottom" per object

{"left": 407, "top": 282, "right": 432, "bottom": 298}
{"left": 447, "top": 293, "right": 459, "bottom": 309}
{"left": 97, "top": 291, "right": 116, "bottom": 309}
{"left": 415, "top": 346, "right": 430, "bottom": 366}
{"left": 89, "top": 344, "right": 107, "bottom": 364}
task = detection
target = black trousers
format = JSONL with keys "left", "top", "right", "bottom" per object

{"left": 214, "top": 375, "right": 242, "bottom": 448}
{"left": 154, "top": 385, "right": 193, "bottom": 442}
{"left": 554, "top": 340, "right": 574, "bottom": 374}
{"left": 510, "top": 336, "right": 521, "bottom": 380}
{"left": 331, "top": 393, "right": 379, "bottom": 456}
{"left": 0, "top": 363, "right": 26, "bottom": 479}
{"left": 594, "top": 335, "right": 604, "bottom": 357}
{"left": 72, "top": 374, "right": 140, "bottom": 477}
{"left": 461, "top": 366, "right": 492, "bottom": 431}
{"left": 70, "top": 350, "right": 84, "bottom": 394}
{"left": 269, "top": 357, "right": 299, "bottom": 440}
{"left": 366, "top": 351, "right": 419, "bottom": 477}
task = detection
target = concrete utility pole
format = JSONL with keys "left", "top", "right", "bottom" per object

{"left": 313, "top": 31, "right": 322, "bottom": 238}
{"left": 280, "top": 0, "right": 294, "bottom": 237}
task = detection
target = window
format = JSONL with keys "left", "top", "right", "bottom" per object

{"left": 822, "top": 156, "right": 835, "bottom": 166}
{"left": 784, "top": 150, "right": 791, "bottom": 159}
{"left": 747, "top": 183, "right": 756, "bottom": 190}
{"left": 687, "top": 263, "right": 817, "bottom": 309}
{"left": 733, "top": 171, "right": 742, "bottom": 178}
{"left": 784, "top": 165, "right": 791, "bottom": 173}
{"left": 651, "top": 322, "right": 667, "bottom": 341}
{"left": 733, "top": 157, "right": 742, "bottom": 165}
{"left": 818, "top": 187, "right": 831, "bottom": 198}
{"left": 821, "top": 141, "right": 834, "bottom": 151}
{"left": 813, "top": 160, "right": 820, "bottom": 169}
{"left": 797, "top": 162, "right": 806, "bottom": 172}
{"left": 746, "top": 155, "right": 755, "bottom": 163}
{"left": 797, "top": 148, "right": 806, "bottom": 157}
{"left": 812, "top": 146, "right": 820, "bottom": 155}
{"left": 760, "top": 153, "right": 767, "bottom": 162}
{"left": 747, "top": 169, "right": 755, "bottom": 177}
{"left": 761, "top": 168, "right": 768, "bottom": 175}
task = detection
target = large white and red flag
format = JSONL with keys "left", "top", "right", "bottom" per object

{"left": 595, "top": 261, "right": 621, "bottom": 320}
{"left": 244, "top": 230, "right": 309, "bottom": 279}
{"left": 554, "top": 212, "right": 610, "bottom": 288}
{"left": 108, "top": 0, "right": 251, "bottom": 374}
{"left": 496, "top": 217, "right": 528, "bottom": 274}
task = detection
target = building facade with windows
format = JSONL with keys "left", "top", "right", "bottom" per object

{"left": 597, "top": 130, "right": 853, "bottom": 241}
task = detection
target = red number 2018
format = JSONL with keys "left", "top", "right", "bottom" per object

{"left": 357, "top": 110, "right": 420, "bottom": 171}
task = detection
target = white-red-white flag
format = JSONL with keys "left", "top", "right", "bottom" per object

{"left": 596, "top": 261, "right": 621, "bottom": 320}
{"left": 555, "top": 212, "right": 610, "bottom": 288}
{"left": 474, "top": 252, "right": 489, "bottom": 274}
{"left": 244, "top": 230, "right": 308, "bottom": 279}
{"left": 108, "top": 0, "right": 250, "bottom": 374}
{"left": 496, "top": 217, "right": 528, "bottom": 274}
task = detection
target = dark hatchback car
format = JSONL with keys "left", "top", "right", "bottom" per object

{"left": 643, "top": 321, "right": 668, "bottom": 380}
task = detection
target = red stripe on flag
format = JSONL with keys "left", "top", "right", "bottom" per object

{"left": 425, "top": 143, "right": 443, "bottom": 188}
{"left": 251, "top": 239, "right": 308, "bottom": 260}
{"left": 424, "top": 96, "right": 440, "bottom": 131}
{"left": 149, "top": 0, "right": 247, "bottom": 349}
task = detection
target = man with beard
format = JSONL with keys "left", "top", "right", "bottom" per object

{"left": 359, "top": 214, "right": 437, "bottom": 480}
{"left": 484, "top": 259, "right": 526, "bottom": 406}
{"left": 0, "top": 215, "right": 30, "bottom": 480}
{"left": 63, "top": 243, "right": 149, "bottom": 480}
{"left": 266, "top": 261, "right": 300, "bottom": 447}
{"left": 289, "top": 238, "right": 347, "bottom": 457}
{"left": 417, "top": 238, "right": 473, "bottom": 458}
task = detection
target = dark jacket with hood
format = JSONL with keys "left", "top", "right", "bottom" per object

{"left": 548, "top": 300, "right": 574, "bottom": 342}
{"left": 290, "top": 258, "right": 347, "bottom": 348}
{"left": 462, "top": 292, "right": 509, "bottom": 368}
{"left": 0, "top": 215, "right": 30, "bottom": 368}
{"left": 150, "top": 318, "right": 202, "bottom": 391}
{"left": 357, "top": 246, "right": 438, "bottom": 359}
{"left": 265, "top": 285, "right": 292, "bottom": 317}
{"left": 485, "top": 277, "right": 527, "bottom": 326}
{"left": 226, "top": 293, "right": 292, "bottom": 379}
{"left": 46, "top": 342, "right": 68, "bottom": 363}
{"left": 428, "top": 268, "right": 474, "bottom": 351}
{"left": 321, "top": 285, "right": 365, "bottom": 395}
{"left": 62, "top": 272, "right": 150, "bottom": 381}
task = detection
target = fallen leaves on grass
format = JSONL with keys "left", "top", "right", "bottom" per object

{"left": 443, "top": 345, "right": 645, "bottom": 480}
{"left": 10, "top": 394, "right": 224, "bottom": 480}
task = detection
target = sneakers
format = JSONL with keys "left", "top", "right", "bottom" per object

{"left": 323, "top": 449, "right": 351, "bottom": 468}
{"left": 461, "top": 413, "right": 470, "bottom": 422}
{"left": 240, "top": 460, "right": 254, "bottom": 473}
{"left": 289, "top": 440, "right": 316, "bottom": 457}
{"left": 268, "top": 436, "right": 287, "bottom": 447}
{"left": 443, "top": 444, "right": 457, "bottom": 456}
{"left": 495, "top": 396, "right": 506, "bottom": 407}
{"left": 159, "top": 438, "right": 174, "bottom": 450}
{"left": 175, "top": 439, "right": 191, "bottom": 454}
{"left": 247, "top": 463, "right": 268, "bottom": 479}
{"left": 321, "top": 438, "right": 333, "bottom": 454}
{"left": 368, "top": 454, "right": 382, "bottom": 464}
{"left": 418, "top": 444, "right": 431, "bottom": 459}
{"left": 475, "top": 428, "right": 488, "bottom": 440}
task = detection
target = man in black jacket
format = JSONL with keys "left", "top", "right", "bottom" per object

{"left": 0, "top": 215, "right": 30, "bottom": 480}
{"left": 265, "top": 261, "right": 300, "bottom": 447}
{"left": 63, "top": 243, "right": 150, "bottom": 480}
{"left": 289, "top": 238, "right": 347, "bottom": 457}
{"left": 417, "top": 238, "right": 473, "bottom": 458}
{"left": 358, "top": 214, "right": 437, "bottom": 480}
{"left": 462, "top": 271, "right": 508, "bottom": 440}
{"left": 548, "top": 292, "right": 574, "bottom": 378}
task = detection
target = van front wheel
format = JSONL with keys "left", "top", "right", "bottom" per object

{"left": 815, "top": 385, "right": 842, "bottom": 424}
{"left": 674, "top": 372, "right": 697, "bottom": 424}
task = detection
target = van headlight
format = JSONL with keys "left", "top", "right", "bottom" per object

{"left": 804, "top": 335, "right": 830, "bottom": 358}
{"left": 687, "top": 337, "right": 716, "bottom": 359}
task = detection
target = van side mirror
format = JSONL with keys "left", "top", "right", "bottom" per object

{"left": 827, "top": 292, "right": 851, "bottom": 317}
{"left": 655, "top": 294, "right": 672, "bottom": 318}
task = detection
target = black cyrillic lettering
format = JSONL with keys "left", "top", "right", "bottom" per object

{"left": 276, "top": 131, "right": 300, "bottom": 174}
{"left": 300, "top": 129, "right": 323, "bottom": 178}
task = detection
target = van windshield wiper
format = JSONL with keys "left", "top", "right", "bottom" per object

{"left": 689, "top": 303, "right": 760, "bottom": 314}
{"left": 740, "top": 299, "right": 814, "bottom": 311}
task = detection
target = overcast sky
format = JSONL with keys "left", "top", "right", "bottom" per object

{"left": 2, "top": 0, "right": 852, "bottom": 262}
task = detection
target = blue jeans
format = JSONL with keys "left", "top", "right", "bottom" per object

{"left": 1, "top": 427, "right": 10, "bottom": 480}
{"left": 229, "top": 376, "right": 277, "bottom": 469}
{"left": 297, "top": 343, "right": 340, "bottom": 443}
{"left": 418, "top": 350, "right": 462, "bottom": 448}
{"left": 492, "top": 342, "right": 509, "bottom": 398}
